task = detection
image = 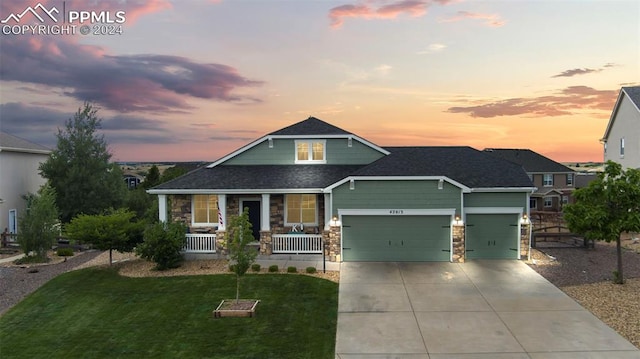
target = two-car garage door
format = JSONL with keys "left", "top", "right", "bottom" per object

{"left": 341, "top": 213, "right": 521, "bottom": 261}
{"left": 341, "top": 215, "right": 451, "bottom": 261}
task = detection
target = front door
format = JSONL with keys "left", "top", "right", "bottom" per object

{"left": 240, "top": 200, "right": 261, "bottom": 241}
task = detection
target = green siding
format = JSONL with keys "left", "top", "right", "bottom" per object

{"left": 342, "top": 215, "right": 450, "bottom": 261}
{"left": 224, "top": 138, "right": 385, "bottom": 165}
{"left": 464, "top": 192, "right": 527, "bottom": 208}
{"left": 465, "top": 214, "right": 519, "bottom": 259}
{"left": 333, "top": 180, "right": 461, "bottom": 213}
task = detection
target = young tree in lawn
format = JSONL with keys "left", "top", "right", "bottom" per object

{"left": 39, "top": 102, "right": 127, "bottom": 223}
{"left": 564, "top": 161, "right": 640, "bottom": 284}
{"left": 18, "top": 184, "right": 59, "bottom": 261}
{"left": 227, "top": 208, "right": 257, "bottom": 303}
{"left": 66, "top": 209, "right": 143, "bottom": 265}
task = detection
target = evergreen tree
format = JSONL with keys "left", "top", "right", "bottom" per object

{"left": 39, "top": 103, "right": 126, "bottom": 223}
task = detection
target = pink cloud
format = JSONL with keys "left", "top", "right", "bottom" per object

{"left": 330, "top": 0, "right": 453, "bottom": 28}
{"left": 440, "top": 10, "right": 505, "bottom": 27}
{"left": 447, "top": 86, "right": 617, "bottom": 118}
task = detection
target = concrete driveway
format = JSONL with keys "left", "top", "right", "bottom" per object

{"left": 335, "top": 260, "right": 639, "bottom": 358}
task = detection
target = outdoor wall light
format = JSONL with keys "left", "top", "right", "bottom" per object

{"left": 453, "top": 215, "right": 463, "bottom": 225}
{"left": 438, "top": 179, "right": 444, "bottom": 190}
{"left": 349, "top": 179, "right": 355, "bottom": 190}
{"left": 520, "top": 214, "right": 530, "bottom": 224}
{"left": 330, "top": 215, "right": 340, "bottom": 227}
{"left": 268, "top": 138, "right": 274, "bottom": 148}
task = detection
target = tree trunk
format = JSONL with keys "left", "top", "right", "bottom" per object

{"left": 236, "top": 274, "right": 240, "bottom": 304}
{"left": 615, "top": 237, "right": 624, "bottom": 284}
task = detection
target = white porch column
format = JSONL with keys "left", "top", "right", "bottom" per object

{"left": 261, "top": 194, "right": 270, "bottom": 231}
{"left": 158, "top": 194, "right": 167, "bottom": 223}
{"left": 217, "top": 194, "right": 226, "bottom": 231}
{"left": 324, "top": 193, "right": 332, "bottom": 230}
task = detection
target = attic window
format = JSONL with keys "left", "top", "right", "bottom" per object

{"left": 295, "top": 140, "right": 326, "bottom": 164}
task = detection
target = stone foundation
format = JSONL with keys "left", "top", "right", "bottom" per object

{"left": 260, "top": 231, "right": 272, "bottom": 255}
{"left": 520, "top": 223, "right": 531, "bottom": 259}
{"left": 327, "top": 226, "right": 341, "bottom": 262}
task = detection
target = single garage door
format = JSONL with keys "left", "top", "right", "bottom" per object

{"left": 342, "top": 215, "right": 451, "bottom": 261}
{"left": 465, "top": 214, "right": 519, "bottom": 259}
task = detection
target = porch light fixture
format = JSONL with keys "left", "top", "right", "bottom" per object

{"left": 520, "top": 214, "right": 530, "bottom": 224}
{"left": 454, "top": 215, "right": 463, "bottom": 226}
{"left": 330, "top": 215, "right": 340, "bottom": 227}
{"left": 438, "top": 179, "right": 444, "bottom": 190}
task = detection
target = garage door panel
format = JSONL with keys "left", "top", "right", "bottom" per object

{"left": 466, "top": 214, "right": 519, "bottom": 260}
{"left": 342, "top": 215, "right": 450, "bottom": 262}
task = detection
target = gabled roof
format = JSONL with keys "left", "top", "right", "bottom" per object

{"left": 0, "top": 132, "right": 51, "bottom": 154}
{"left": 151, "top": 165, "right": 364, "bottom": 193}
{"left": 207, "top": 117, "right": 388, "bottom": 167}
{"left": 269, "top": 117, "right": 351, "bottom": 136}
{"left": 482, "top": 148, "right": 573, "bottom": 173}
{"left": 602, "top": 86, "right": 640, "bottom": 141}
{"left": 351, "top": 146, "right": 533, "bottom": 188}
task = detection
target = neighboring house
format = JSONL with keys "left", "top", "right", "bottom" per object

{"left": 601, "top": 86, "right": 640, "bottom": 169}
{"left": 149, "top": 117, "right": 535, "bottom": 263}
{"left": 0, "top": 132, "right": 51, "bottom": 234}
{"left": 123, "top": 174, "right": 142, "bottom": 189}
{"left": 483, "top": 148, "right": 575, "bottom": 212}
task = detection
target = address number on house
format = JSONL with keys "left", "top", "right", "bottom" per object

{"left": 389, "top": 210, "right": 404, "bottom": 215}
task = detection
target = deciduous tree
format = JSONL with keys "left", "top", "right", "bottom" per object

{"left": 18, "top": 185, "right": 59, "bottom": 261}
{"left": 228, "top": 208, "right": 257, "bottom": 303}
{"left": 564, "top": 161, "right": 640, "bottom": 284}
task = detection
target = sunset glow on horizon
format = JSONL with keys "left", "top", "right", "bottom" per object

{"left": 1, "top": 0, "right": 638, "bottom": 163}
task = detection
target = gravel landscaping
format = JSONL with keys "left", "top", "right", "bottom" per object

{"left": 2, "top": 241, "right": 639, "bottom": 349}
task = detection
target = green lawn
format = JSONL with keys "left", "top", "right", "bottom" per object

{"left": 0, "top": 267, "right": 338, "bottom": 359}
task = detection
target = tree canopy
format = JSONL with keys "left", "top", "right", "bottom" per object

{"left": 39, "top": 103, "right": 126, "bottom": 223}
{"left": 564, "top": 161, "right": 640, "bottom": 283}
{"left": 18, "top": 185, "right": 59, "bottom": 260}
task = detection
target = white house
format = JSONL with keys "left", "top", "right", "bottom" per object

{"left": 602, "top": 86, "right": 640, "bottom": 169}
{"left": 0, "top": 132, "right": 51, "bottom": 234}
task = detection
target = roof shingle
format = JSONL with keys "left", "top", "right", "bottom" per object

{"left": 482, "top": 148, "right": 573, "bottom": 173}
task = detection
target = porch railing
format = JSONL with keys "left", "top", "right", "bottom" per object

{"left": 272, "top": 234, "right": 322, "bottom": 254}
{"left": 184, "top": 233, "right": 216, "bottom": 253}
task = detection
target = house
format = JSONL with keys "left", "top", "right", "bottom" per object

{"left": 149, "top": 117, "right": 535, "bottom": 263}
{"left": 601, "top": 86, "right": 640, "bottom": 169}
{"left": 483, "top": 148, "right": 575, "bottom": 212}
{"left": 0, "top": 132, "right": 51, "bottom": 235}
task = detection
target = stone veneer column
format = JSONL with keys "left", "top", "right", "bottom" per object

{"left": 520, "top": 223, "right": 531, "bottom": 259}
{"left": 327, "top": 226, "right": 341, "bottom": 262}
{"left": 260, "top": 231, "right": 272, "bottom": 255}
{"left": 215, "top": 230, "right": 227, "bottom": 256}
{"left": 452, "top": 224, "right": 465, "bottom": 263}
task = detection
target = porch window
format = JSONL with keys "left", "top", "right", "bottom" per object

{"left": 285, "top": 194, "right": 317, "bottom": 225}
{"left": 193, "top": 194, "right": 219, "bottom": 225}
{"left": 543, "top": 197, "right": 553, "bottom": 208}
{"left": 543, "top": 174, "right": 553, "bottom": 186}
{"left": 295, "top": 140, "right": 325, "bottom": 163}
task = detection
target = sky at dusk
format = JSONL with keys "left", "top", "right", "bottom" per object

{"left": 1, "top": 0, "right": 638, "bottom": 163}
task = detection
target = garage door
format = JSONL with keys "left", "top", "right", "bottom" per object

{"left": 342, "top": 215, "right": 451, "bottom": 261}
{"left": 465, "top": 214, "right": 519, "bottom": 259}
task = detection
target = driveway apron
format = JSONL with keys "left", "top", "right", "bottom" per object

{"left": 335, "top": 260, "right": 639, "bottom": 359}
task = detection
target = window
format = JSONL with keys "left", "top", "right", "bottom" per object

{"left": 295, "top": 140, "right": 325, "bottom": 163}
{"left": 193, "top": 194, "right": 218, "bottom": 225}
{"left": 562, "top": 196, "right": 569, "bottom": 205}
{"left": 543, "top": 174, "right": 553, "bottom": 186}
{"left": 566, "top": 174, "right": 573, "bottom": 186}
{"left": 620, "top": 137, "right": 625, "bottom": 157}
{"left": 544, "top": 197, "right": 553, "bottom": 208}
{"left": 529, "top": 198, "right": 538, "bottom": 210}
{"left": 286, "top": 194, "right": 317, "bottom": 224}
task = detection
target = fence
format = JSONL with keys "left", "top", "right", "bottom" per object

{"left": 272, "top": 234, "right": 322, "bottom": 254}
{"left": 184, "top": 233, "right": 217, "bottom": 253}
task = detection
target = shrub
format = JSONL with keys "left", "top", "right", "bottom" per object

{"left": 136, "top": 221, "right": 187, "bottom": 270}
{"left": 268, "top": 264, "right": 279, "bottom": 273}
{"left": 287, "top": 266, "right": 297, "bottom": 273}
{"left": 56, "top": 248, "right": 74, "bottom": 257}
{"left": 305, "top": 266, "right": 316, "bottom": 274}
{"left": 229, "top": 264, "right": 237, "bottom": 272}
{"left": 251, "top": 263, "right": 261, "bottom": 272}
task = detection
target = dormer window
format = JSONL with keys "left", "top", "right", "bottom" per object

{"left": 295, "top": 140, "right": 326, "bottom": 163}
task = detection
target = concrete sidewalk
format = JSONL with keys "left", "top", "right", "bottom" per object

{"left": 254, "top": 254, "right": 341, "bottom": 272}
{"left": 335, "top": 260, "right": 639, "bottom": 358}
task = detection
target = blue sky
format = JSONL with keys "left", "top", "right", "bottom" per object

{"left": 1, "top": 0, "right": 638, "bottom": 162}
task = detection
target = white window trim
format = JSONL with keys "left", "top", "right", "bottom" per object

{"left": 191, "top": 194, "right": 219, "bottom": 227}
{"left": 284, "top": 194, "right": 319, "bottom": 226}
{"left": 567, "top": 173, "right": 573, "bottom": 187}
{"left": 294, "top": 140, "right": 326, "bottom": 164}
{"left": 543, "top": 197, "right": 553, "bottom": 207}
{"left": 543, "top": 174, "right": 553, "bottom": 187}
